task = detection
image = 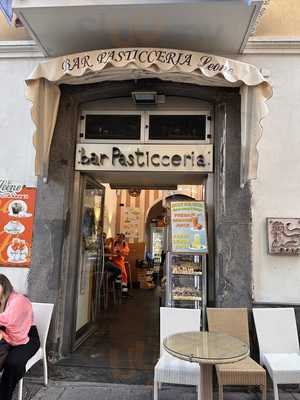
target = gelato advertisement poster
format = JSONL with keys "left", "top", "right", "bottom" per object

{"left": 0, "top": 183, "right": 36, "bottom": 267}
{"left": 171, "top": 201, "right": 208, "bottom": 253}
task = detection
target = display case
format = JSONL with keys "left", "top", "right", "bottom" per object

{"left": 163, "top": 200, "right": 208, "bottom": 329}
{"left": 165, "top": 252, "right": 207, "bottom": 328}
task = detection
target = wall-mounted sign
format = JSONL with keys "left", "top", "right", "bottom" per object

{"left": 267, "top": 218, "right": 300, "bottom": 255}
{"left": 0, "top": 185, "right": 36, "bottom": 267}
{"left": 0, "top": 179, "right": 23, "bottom": 197}
{"left": 123, "top": 207, "right": 140, "bottom": 243}
{"left": 62, "top": 49, "right": 233, "bottom": 75}
{"left": 170, "top": 201, "right": 208, "bottom": 253}
{"left": 75, "top": 144, "right": 213, "bottom": 172}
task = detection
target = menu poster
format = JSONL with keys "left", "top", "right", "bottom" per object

{"left": 0, "top": 185, "right": 36, "bottom": 267}
{"left": 171, "top": 201, "right": 208, "bottom": 253}
{"left": 123, "top": 207, "right": 140, "bottom": 243}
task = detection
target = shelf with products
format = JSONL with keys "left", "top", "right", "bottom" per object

{"left": 172, "top": 285, "right": 202, "bottom": 301}
{"left": 162, "top": 200, "right": 208, "bottom": 328}
{"left": 165, "top": 252, "right": 207, "bottom": 322}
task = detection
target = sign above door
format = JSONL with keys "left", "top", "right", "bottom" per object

{"left": 75, "top": 144, "right": 213, "bottom": 173}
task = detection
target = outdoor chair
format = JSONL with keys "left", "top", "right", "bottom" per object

{"left": 18, "top": 302, "right": 54, "bottom": 400}
{"left": 153, "top": 307, "right": 201, "bottom": 400}
{"left": 207, "top": 308, "right": 266, "bottom": 400}
{"left": 253, "top": 307, "right": 300, "bottom": 400}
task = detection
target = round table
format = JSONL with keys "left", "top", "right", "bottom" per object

{"left": 163, "top": 331, "right": 249, "bottom": 400}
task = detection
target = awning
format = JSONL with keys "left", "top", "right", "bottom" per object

{"left": 26, "top": 47, "right": 272, "bottom": 187}
{"left": 14, "top": 0, "right": 264, "bottom": 56}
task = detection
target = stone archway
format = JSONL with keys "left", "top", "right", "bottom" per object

{"left": 29, "top": 79, "right": 251, "bottom": 358}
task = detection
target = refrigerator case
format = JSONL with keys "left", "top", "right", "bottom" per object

{"left": 165, "top": 252, "right": 207, "bottom": 327}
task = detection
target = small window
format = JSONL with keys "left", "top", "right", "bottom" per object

{"left": 85, "top": 114, "right": 141, "bottom": 140}
{"left": 149, "top": 115, "right": 207, "bottom": 140}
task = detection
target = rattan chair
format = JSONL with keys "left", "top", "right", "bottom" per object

{"left": 207, "top": 308, "right": 266, "bottom": 400}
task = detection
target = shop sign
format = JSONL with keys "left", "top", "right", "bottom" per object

{"left": 0, "top": 179, "right": 23, "bottom": 197}
{"left": 0, "top": 184, "right": 36, "bottom": 267}
{"left": 62, "top": 49, "right": 233, "bottom": 75}
{"left": 170, "top": 201, "right": 208, "bottom": 253}
{"left": 75, "top": 144, "right": 213, "bottom": 172}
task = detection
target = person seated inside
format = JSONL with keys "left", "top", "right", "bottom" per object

{"left": 112, "top": 234, "right": 130, "bottom": 296}
{"left": 0, "top": 274, "right": 40, "bottom": 400}
{"left": 103, "top": 233, "right": 122, "bottom": 287}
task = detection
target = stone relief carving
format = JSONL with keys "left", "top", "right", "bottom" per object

{"left": 267, "top": 218, "right": 300, "bottom": 255}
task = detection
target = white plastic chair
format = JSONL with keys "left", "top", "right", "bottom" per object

{"left": 18, "top": 302, "right": 54, "bottom": 400}
{"left": 253, "top": 307, "right": 300, "bottom": 400}
{"left": 154, "top": 307, "right": 201, "bottom": 400}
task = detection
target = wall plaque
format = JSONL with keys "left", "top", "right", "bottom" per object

{"left": 267, "top": 218, "right": 300, "bottom": 255}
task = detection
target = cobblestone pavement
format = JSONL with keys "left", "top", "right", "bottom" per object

{"left": 12, "top": 379, "right": 300, "bottom": 400}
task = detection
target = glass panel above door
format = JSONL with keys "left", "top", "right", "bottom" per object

{"left": 85, "top": 114, "right": 141, "bottom": 140}
{"left": 149, "top": 115, "right": 207, "bottom": 140}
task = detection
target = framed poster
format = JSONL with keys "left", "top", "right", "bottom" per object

{"left": 123, "top": 207, "right": 140, "bottom": 243}
{"left": 170, "top": 201, "right": 208, "bottom": 253}
{"left": 0, "top": 185, "right": 36, "bottom": 267}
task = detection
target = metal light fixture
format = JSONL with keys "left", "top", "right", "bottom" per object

{"left": 132, "top": 91, "right": 158, "bottom": 105}
{"left": 131, "top": 91, "right": 165, "bottom": 105}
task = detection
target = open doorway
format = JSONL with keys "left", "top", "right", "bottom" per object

{"left": 56, "top": 182, "right": 205, "bottom": 384}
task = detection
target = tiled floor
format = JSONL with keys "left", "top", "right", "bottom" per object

{"left": 47, "top": 288, "right": 160, "bottom": 385}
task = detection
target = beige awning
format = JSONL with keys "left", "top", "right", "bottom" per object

{"left": 26, "top": 47, "right": 272, "bottom": 187}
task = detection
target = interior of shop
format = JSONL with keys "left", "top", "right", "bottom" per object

{"left": 56, "top": 182, "right": 205, "bottom": 384}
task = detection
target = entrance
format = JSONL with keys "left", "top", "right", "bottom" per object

{"left": 54, "top": 95, "right": 213, "bottom": 383}
{"left": 57, "top": 181, "right": 206, "bottom": 384}
{"left": 28, "top": 78, "right": 253, "bottom": 374}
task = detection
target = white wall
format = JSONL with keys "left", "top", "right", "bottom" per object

{"left": 0, "top": 57, "right": 42, "bottom": 293}
{"left": 240, "top": 54, "right": 300, "bottom": 304}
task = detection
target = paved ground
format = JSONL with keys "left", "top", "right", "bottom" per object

{"left": 15, "top": 379, "right": 300, "bottom": 400}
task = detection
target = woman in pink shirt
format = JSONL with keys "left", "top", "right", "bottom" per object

{"left": 0, "top": 274, "right": 40, "bottom": 400}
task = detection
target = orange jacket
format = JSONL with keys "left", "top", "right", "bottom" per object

{"left": 112, "top": 241, "right": 129, "bottom": 268}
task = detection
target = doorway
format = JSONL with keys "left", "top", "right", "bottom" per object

{"left": 28, "top": 79, "right": 252, "bottom": 375}
{"left": 54, "top": 183, "right": 205, "bottom": 384}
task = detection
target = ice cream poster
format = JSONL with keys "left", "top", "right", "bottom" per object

{"left": 170, "top": 201, "right": 208, "bottom": 253}
{"left": 0, "top": 184, "right": 36, "bottom": 267}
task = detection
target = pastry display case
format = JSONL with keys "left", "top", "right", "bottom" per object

{"left": 165, "top": 252, "right": 207, "bottom": 327}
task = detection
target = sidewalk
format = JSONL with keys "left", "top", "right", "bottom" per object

{"left": 16, "top": 380, "right": 300, "bottom": 400}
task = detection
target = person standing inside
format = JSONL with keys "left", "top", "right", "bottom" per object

{"left": 112, "top": 234, "right": 130, "bottom": 296}
{"left": 0, "top": 274, "right": 40, "bottom": 400}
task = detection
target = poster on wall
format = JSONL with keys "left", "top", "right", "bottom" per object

{"left": 123, "top": 207, "right": 140, "bottom": 243}
{"left": 0, "top": 180, "right": 36, "bottom": 267}
{"left": 170, "top": 201, "right": 208, "bottom": 253}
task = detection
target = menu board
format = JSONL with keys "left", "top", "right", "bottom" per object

{"left": 170, "top": 201, "right": 208, "bottom": 253}
{"left": 0, "top": 186, "right": 36, "bottom": 267}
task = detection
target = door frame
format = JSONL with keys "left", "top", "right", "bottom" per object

{"left": 70, "top": 172, "right": 105, "bottom": 351}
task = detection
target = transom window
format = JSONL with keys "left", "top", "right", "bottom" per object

{"left": 80, "top": 111, "right": 211, "bottom": 143}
